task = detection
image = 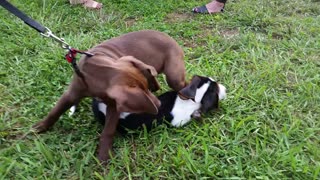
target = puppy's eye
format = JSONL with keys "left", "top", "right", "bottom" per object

{"left": 128, "top": 83, "right": 137, "bottom": 88}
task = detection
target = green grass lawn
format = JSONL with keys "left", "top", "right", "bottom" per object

{"left": 1, "top": 0, "right": 319, "bottom": 179}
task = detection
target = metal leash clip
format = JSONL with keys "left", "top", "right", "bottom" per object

{"left": 41, "top": 27, "right": 70, "bottom": 49}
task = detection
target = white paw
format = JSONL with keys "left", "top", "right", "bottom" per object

{"left": 69, "top": 105, "right": 76, "bottom": 116}
{"left": 171, "top": 118, "right": 191, "bottom": 127}
{"left": 218, "top": 84, "right": 227, "bottom": 100}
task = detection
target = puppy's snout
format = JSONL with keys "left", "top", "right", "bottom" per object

{"left": 152, "top": 95, "right": 161, "bottom": 109}
{"left": 150, "top": 99, "right": 161, "bottom": 115}
{"left": 147, "top": 91, "right": 161, "bottom": 111}
{"left": 218, "top": 84, "right": 227, "bottom": 100}
{"left": 155, "top": 99, "right": 161, "bottom": 108}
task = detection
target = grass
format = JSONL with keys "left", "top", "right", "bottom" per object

{"left": 0, "top": 0, "right": 319, "bottom": 179}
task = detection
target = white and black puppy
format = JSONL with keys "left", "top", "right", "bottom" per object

{"left": 92, "top": 75, "right": 227, "bottom": 133}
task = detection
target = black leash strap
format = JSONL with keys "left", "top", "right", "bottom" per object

{"left": 0, "top": 0, "right": 46, "bottom": 33}
{"left": 0, "top": 0, "right": 94, "bottom": 82}
{"left": 0, "top": 0, "right": 69, "bottom": 49}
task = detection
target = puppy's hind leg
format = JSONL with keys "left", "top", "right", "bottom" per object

{"left": 33, "top": 78, "right": 86, "bottom": 133}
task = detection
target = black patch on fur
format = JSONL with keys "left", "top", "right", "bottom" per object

{"left": 92, "top": 98, "right": 106, "bottom": 125}
{"left": 92, "top": 76, "right": 222, "bottom": 134}
{"left": 200, "top": 81, "right": 219, "bottom": 113}
{"left": 178, "top": 76, "right": 202, "bottom": 100}
{"left": 92, "top": 91, "right": 177, "bottom": 134}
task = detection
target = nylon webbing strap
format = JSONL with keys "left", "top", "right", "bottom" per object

{"left": 0, "top": 0, "right": 46, "bottom": 33}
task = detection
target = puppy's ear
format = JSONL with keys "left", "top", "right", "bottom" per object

{"left": 178, "top": 75, "right": 202, "bottom": 101}
{"left": 107, "top": 85, "right": 160, "bottom": 114}
{"left": 118, "top": 56, "right": 160, "bottom": 91}
{"left": 140, "top": 69, "right": 161, "bottom": 92}
{"left": 201, "top": 92, "right": 219, "bottom": 113}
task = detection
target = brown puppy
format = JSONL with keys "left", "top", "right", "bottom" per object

{"left": 33, "top": 30, "right": 187, "bottom": 163}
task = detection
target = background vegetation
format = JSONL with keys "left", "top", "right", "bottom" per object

{"left": 0, "top": 0, "right": 319, "bottom": 179}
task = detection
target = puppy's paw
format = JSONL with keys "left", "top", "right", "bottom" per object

{"left": 98, "top": 153, "right": 111, "bottom": 165}
{"left": 32, "top": 121, "right": 50, "bottom": 133}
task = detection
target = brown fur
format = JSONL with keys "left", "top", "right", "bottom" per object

{"left": 32, "top": 30, "right": 187, "bottom": 163}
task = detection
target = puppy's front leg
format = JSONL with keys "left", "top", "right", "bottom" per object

{"left": 33, "top": 78, "right": 85, "bottom": 133}
{"left": 33, "top": 90, "right": 82, "bottom": 132}
{"left": 97, "top": 102, "right": 120, "bottom": 163}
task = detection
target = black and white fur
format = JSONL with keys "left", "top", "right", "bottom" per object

{"left": 91, "top": 75, "right": 226, "bottom": 133}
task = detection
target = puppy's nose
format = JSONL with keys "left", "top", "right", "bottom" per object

{"left": 218, "top": 84, "right": 227, "bottom": 100}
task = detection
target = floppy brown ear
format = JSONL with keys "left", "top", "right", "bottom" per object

{"left": 118, "top": 56, "right": 160, "bottom": 91}
{"left": 107, "top": 85, "right": 160, "bottom": 114}
{"left": 178, "top": 75, "right": 202, "bottom": 101}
